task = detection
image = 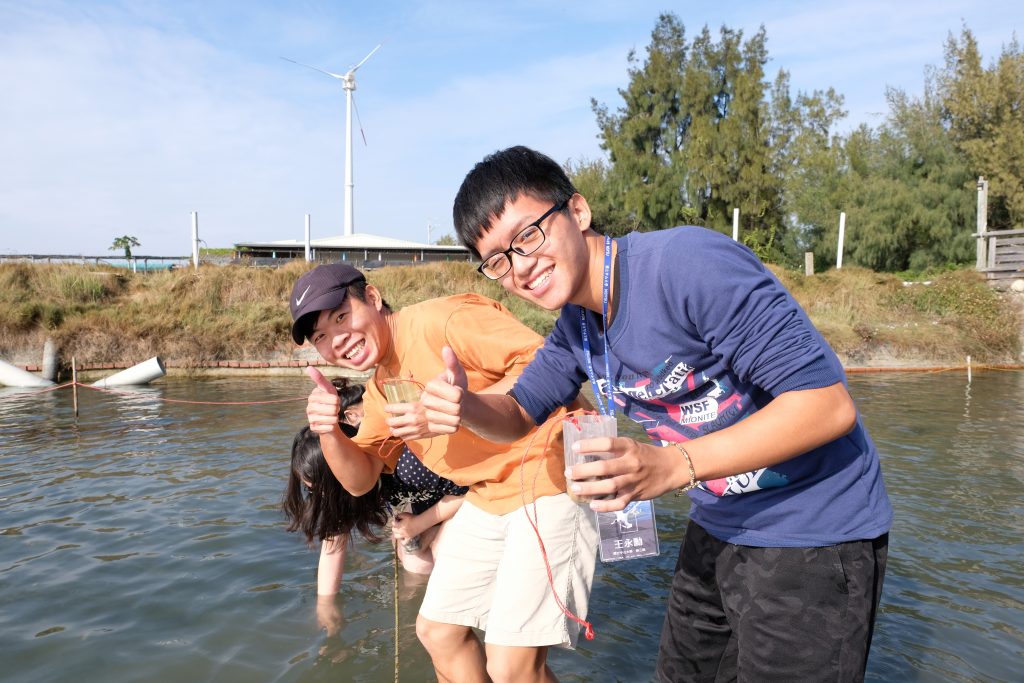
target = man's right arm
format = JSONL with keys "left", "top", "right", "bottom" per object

{"left": 417, "top": 346, "right": 535, "bottom": 442}
{"left": 317, "top": 427, "right": 385, "bottom": 495}
{"left": 461, "top": 388, "right": 535, "bottom": 442}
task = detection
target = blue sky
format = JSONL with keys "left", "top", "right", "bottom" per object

{"left": 1, "top": 0, "right": 1019, "bottom": 255}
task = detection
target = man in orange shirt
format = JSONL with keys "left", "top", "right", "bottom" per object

{"left": 289, "top": 263, "right": 597, "bottom": 683}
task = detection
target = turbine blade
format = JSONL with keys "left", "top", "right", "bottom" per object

{"left": 349, "top": 44, "right": 382, "bottom": 73}
{"left": 280, "top": 56, "right": 344, "bottom": 79}
{"left": 352, "top": 95, "right": 368, "bottom": 146}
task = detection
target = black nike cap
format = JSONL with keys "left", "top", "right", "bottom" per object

{"left": 288, "top": 263, "right": 366, "bottom": 345}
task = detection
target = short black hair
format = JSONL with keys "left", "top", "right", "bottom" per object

{"left": 453, "top": 146, "right": 576, "bottom": 258}
{"left": 294, "top": 281, "right": 392, "bottom": 343}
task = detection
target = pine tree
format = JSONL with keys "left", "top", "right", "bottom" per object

{"left": 591, "top": 14, "right": 830, "bottom": 262}
{"left": 833, "top": 85, "right": 975, "bottom": 272}
{"left": 593, "top": 13, "right": 690, "bottom": 230}
{"left": 939, "top": 27, "right": 1024, "bottom": 229}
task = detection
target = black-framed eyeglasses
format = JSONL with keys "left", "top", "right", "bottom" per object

{"left": 477, "top": 199, "right": 569, "bottom": 280}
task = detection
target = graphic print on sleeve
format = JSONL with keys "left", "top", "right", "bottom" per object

{"left": 611, "top": 356, "right": 789, "bottom": 497}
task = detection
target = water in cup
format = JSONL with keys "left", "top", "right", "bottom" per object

{"left": 562, "top": 414, "right": 617, "bottom": 504}
{"left": 382, "top": 378, "right": 421, "bottom": 404}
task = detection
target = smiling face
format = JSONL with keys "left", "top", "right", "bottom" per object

{"left": 308, "top": 285, "right": 391, "bottom": 372}
{"left": 474, "top": 192, "right": 595, "bottom": 311}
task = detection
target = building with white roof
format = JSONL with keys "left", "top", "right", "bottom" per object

{"left": 234, "top": 232, "right": 472, "bottom": 268}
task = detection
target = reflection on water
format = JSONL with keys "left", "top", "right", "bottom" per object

{"left": 0, "top": 373, "right": 1021, "bottom": 682}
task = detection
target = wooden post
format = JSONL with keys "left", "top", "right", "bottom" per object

{"left": 976, "top": 177, "right": 988, "bottom": 271}
{"left": 836, "top": 212, "right": 846, "bottom": 269}
{"left": 72, "top": 356, "right": 79, "bottom": 418}
{"left": 804, "top": 252, "right": 814, "bottom": 276}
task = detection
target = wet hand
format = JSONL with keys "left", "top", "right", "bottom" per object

{"left": 306, "top": 366, "right": 342, "bottom": 435}
{"left": 316, "top": 594, "right": 345, "bottom": 636}
{"left": 566, "top": 437, "right": 686, "bottom": 512}
{"left": 417, "top": 346, "right": 467, "bottom": 436}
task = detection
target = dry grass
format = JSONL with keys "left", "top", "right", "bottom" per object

{"left": 775, "top": 265, "right": 1021, "bottom": 365}
{"left": 0, "top": 260, "right": 1019, "bottom": 367}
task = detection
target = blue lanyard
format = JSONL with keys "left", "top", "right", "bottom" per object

{"left": 580, "top": 235, "right": 615, "bottom": 417}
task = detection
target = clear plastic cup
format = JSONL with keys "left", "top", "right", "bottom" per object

{"left": 562, "top": 414, "right": 617, "bottom": 503}
{"left": 382, "top": 377, "right": 421, "bottom": 404}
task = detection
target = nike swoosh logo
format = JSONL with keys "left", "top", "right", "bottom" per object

{"left": 295, "top": 285, "right": 312, "bottom": 307}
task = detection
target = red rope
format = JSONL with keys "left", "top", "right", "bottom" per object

{"left": 518, "top": 407, "right": 598, "bottom": 641}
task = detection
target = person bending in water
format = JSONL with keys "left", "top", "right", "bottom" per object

{"left": 282, "top": 378, "right": 467, "bottom": 596}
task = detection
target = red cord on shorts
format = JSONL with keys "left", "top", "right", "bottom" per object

{"left": 519, "top": 408, "right": 598, "bottom": 641}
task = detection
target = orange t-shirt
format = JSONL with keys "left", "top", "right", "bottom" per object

{"left": 352, "top": 293, "right": 569, "bottom": 515}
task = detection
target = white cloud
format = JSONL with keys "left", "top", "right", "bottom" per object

{"left": 1, "top": 0, "right": 1021, "bottom": 253}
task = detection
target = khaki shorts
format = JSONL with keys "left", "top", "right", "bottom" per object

{"left": 419, "top": 493, "right": 599, "bottom": 648}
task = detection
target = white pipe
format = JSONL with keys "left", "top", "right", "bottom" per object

{"left": 92, "top": 357, "right": 166, "bottom": 387}
{"left": 976, "top": 177, "right": 988, "bottom": 270}
{"left": 0, "top": 358, "right": 54, "bottom": 387}
{"left": 42, "top": 339, "right": 57, "bottom": 381}
{"left": 836, "top": 212, "right": 846, "bottom": 269}
{"left": 304, "top": 214, "right": 312, "bottom": 262}
{"left": 191, "top": 211, "right": 200, "bottom": 270}
{"left": 732, "top": 208, "right": 739, "bottom": 241}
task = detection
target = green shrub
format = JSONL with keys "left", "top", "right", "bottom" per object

{"left": 56, "top": 273, "right": 111, "bottom": 304}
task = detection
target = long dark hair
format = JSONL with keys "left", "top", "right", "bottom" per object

{"left": 281, "top": 378, "right": 392, "bottom": 545}
{"left": 282, "top": 426, "right": 391, "bottom": 544}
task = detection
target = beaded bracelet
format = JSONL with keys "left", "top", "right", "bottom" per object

{"left": 672, "top": 443, "right": 699, "bottom": 495}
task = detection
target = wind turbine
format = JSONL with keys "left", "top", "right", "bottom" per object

{"left": 283, "top": 44, "right": 382, "bottom": 236}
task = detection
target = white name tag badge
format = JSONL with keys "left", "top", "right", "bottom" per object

{"left": 595, "top": 500, "right": 660, "bottom": 562}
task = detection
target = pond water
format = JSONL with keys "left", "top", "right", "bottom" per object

{"left": 0, "top": 372, "right": 1021, "bottom": 682}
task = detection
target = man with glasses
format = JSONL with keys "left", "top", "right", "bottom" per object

{"left": 476, "top": 198, "right": 567, "bottom": 279}
{"left": 419, "top": 146, "right": 891, "bottom": 682}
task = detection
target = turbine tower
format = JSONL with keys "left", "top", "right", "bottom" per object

{"left": 283, "top": 44, "right": 381, "bottom": 236}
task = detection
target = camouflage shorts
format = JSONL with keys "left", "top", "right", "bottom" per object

{"left": 656, "top": 522, "right": 888, "bottom": 683}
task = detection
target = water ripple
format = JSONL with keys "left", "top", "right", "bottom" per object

{"left": 0, "top": 374, "right": 1021, "bottom": 681}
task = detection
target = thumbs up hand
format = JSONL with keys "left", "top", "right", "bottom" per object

{"left": 306, "top": 366, "right": 343, "bottom": 435}
{"left": 440, "top": 345, "right": 468, "bottom": 390}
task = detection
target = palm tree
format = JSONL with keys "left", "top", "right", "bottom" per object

{"left": 110, "top": 235, "right": 141, "bottom": 259}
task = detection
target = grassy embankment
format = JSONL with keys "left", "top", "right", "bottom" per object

{"left": 0, "top": 260, "right": 1020, "bottom": 370}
